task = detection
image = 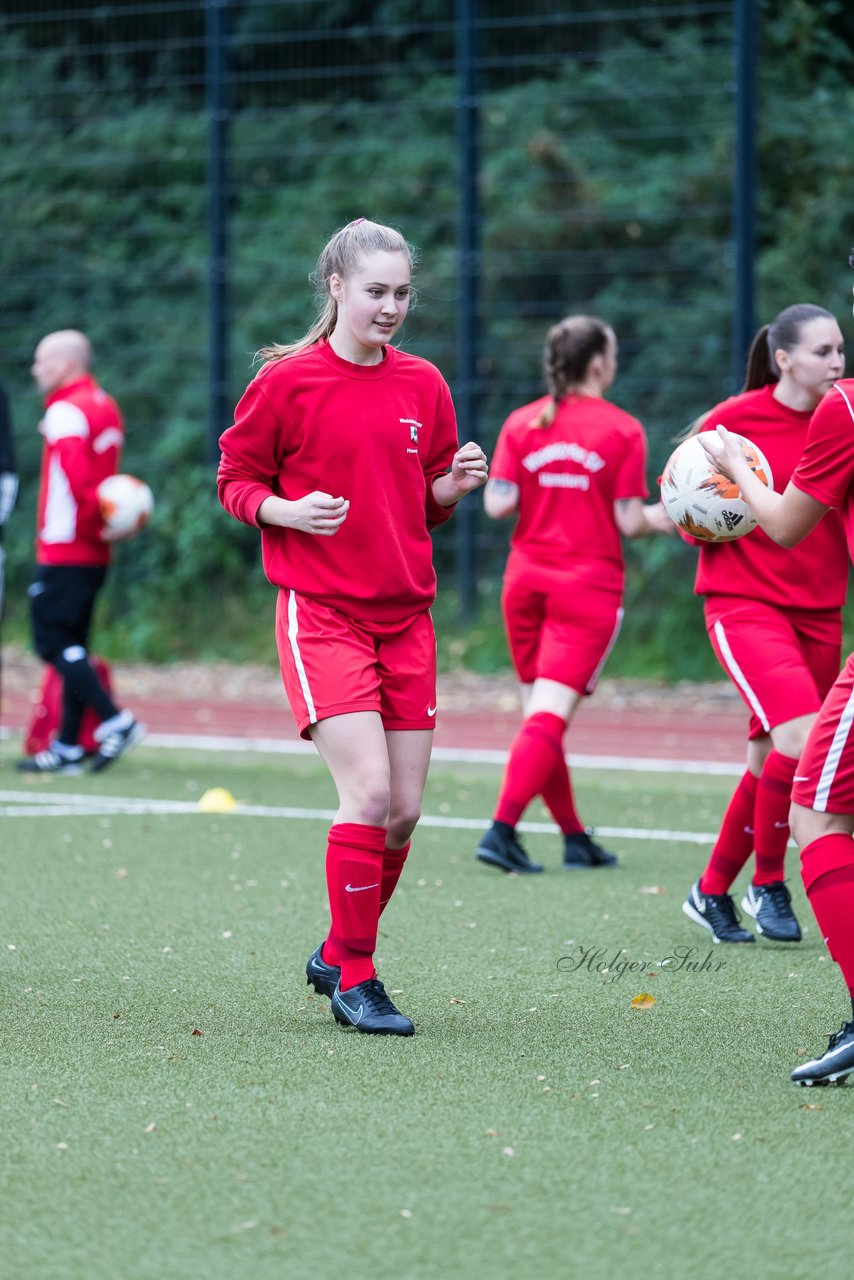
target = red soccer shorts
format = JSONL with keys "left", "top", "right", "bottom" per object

{"left": 792, "top": 650, "right": 854, "bottom": 813}
{"left": 276, "top": 590, "right": 437, "bottom": 739}
{"left": 501, "top": 560, "right": 623, "bottom": 693}
{"left": 704, "top": 597, "right": 841, "bottom": 741}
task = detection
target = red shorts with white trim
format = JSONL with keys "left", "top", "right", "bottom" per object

{"left": 704, "top": 597, "right": 841, "bottom": 741}
{"left": 501, "top": 560, "right": 623, "bottom": 694}
{"left": 792, "top": 650, "right": 854, "bottom": 813}
{"left": 275, "top": 590, "right": 437, "bottom": 740}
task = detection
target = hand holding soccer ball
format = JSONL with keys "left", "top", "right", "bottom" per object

{"left": 660, "top": 431, "right": 773, "bottom": 543}
{"left": 97, "top": 473, "right": 155, "bottom": 542}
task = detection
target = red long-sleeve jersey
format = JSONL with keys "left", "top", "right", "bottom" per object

{"left": 695, "top": 385, "right": 847, "bottom": 610}
{"left": 36, "top": 375, "right": 124, "bottom": 567}
{"left": 217, "top": 340, "right": 459, "bottom": 623}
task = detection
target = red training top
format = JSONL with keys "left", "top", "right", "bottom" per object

{"left": 217, "top": 340, "right": 459, "bottom": 624}
{"left": 36, "top": 374, "right": 124, "bottom": 567}
{"left": 793, "top": 380, "right": 854, "bottom": 564}
{"left": 490, "top": 393, "right": 648, "bottom": 588}
{"left": 695, "top": 385, "right": 847, "bottom": 611}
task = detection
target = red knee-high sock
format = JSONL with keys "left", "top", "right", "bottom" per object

{"left": 380, "top": 842, "right": 410, "bottom": 914}
{"left": 801, "top": 834, "right": 854, "bottom": 996}
{"left": 323, "top": 840, "right": 411, "bottom": 967}
{"left": 700, "top": 769, "right": 758, "bottom": 895}
{"left": 494, "top": 711, "right": 567, "bottom": 827}
{"left": 753, "top": 749, "right": 798, "bottom": 885}
{"left": 540, "top": 753, "right": 584, "bottom": 835}
{"left": 324, "top": 822, "right": 386, "bottom": 991}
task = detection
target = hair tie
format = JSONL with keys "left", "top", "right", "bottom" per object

{"left": 348, "top": 217, "right": 367, "bottom": 227}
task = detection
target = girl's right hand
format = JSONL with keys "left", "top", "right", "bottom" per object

{"left": 289, "top": 491, "right": 350, "bottom": 535}
{"left": 258, "top": 491, "right": 349, "bottom": 534}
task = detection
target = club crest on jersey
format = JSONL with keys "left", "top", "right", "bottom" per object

{"left": 401, "top": 417, "right": 422, "bottom": 455}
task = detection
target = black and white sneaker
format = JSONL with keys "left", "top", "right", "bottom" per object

{"left": 741, "top": 881, "right": 802, "bottom": 942}
{"left": 682, "top": 880, "right": 755, "bottom": 943}
{"left": 16, "top": 743, "right": 84, "bottom": 775}
{"left": 563, "top": 830, "right": 619, "bottom": 869}
{"left": 331, "top": 978, "right": 415, "bottom": 1036}
{"left": 305, "top": 943, "right": 340, "bottom": 1000}
{"left": 90, "top": 715, "right": 146, "bottom": 773}
{"left": 791, "top": 1020, "right": 854, "bottom": 1087}
{"left": 475, "top": 825, "right": 544, "bottom": 874}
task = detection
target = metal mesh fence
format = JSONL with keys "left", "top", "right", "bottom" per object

{"left": 1, "top": 0, "right": 740, "bottom": 609}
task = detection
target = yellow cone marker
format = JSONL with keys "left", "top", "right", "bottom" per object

{"left": 197, "top": 787, "right": 238, "bottom": 813}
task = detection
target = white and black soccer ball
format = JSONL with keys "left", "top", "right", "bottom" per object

{"left": 97, "top": 473, "right": 155, "bottom": 542}
{"left": 660, "top": 432, "right": 773, "bottom": 543}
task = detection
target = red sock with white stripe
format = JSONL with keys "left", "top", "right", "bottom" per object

{"left": 494, "top": 712, "right": 567, "bottom": 827}
{"left": 540, "top": 754, "right": 584, "bottom": 836}
{"left": 324, "top": 822, "right": 386, "bottom": 991}
{"left": 753, "top": 749, "right": 798, "bottom": 885}
{"left": 801, "top": 834, "right": 854, "bottom": 996}
{"left": 699, "top": 770, "right": 758, "bottom": 895}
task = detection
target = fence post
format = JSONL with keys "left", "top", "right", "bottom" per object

{"left": 205, "top": 0, "right": 231, "bottom": 464}
{"left": 455, "top": 0, "right": 480, "bottom": 622}
{"left": 732, "top": 0, "right": 756, "bottom": 391}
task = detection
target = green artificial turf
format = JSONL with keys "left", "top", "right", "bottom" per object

{"left": 1, "top": 746, "right": 851, "bottom": 1279}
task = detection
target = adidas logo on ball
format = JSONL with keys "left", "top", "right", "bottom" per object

{"left": 721, "top": 511, "right": 745, "bottom": 531}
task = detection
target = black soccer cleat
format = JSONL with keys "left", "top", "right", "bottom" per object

{"left": 791, "top": 1020, "right": 854, "bottom": 1087}
{"left": 331, "top": 978, "right": 415, "bottom": 1036}
{"left": 305, "top": 943, "right": 340, "bottom": 1000}
{"left": 475, "top": 825, "right": 544, "bottom": 874}
{"left": 563, "top": 829, "right": 619, "bottom": 869}
{"left": 741, "top": 880, "right": 802, "bottom": 942}
{"left": 16, "top": 744, "right": 84, "bottom": 775}
{"left": 682, "top": 880, "right": 755, "bottom": 944}
{"left": 90, "top": 716, "right": 146, "bottom": 773}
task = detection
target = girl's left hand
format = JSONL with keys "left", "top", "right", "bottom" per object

{"left": 450, "top": 442, "right": 489, "bottom": 494}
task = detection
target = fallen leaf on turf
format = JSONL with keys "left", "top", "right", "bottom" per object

{"left": 400, "top": 1209, "right": 413, "bottom": 1219}
{"left": 630, "top": 994, "right": 656, "bottom": 1008}
{"left": 502, "top": 1147, "right": 515, "bottom": 1157}
{"left": 484, "top": 1129, "right": 498, "bottom": 1137}
{"left": 639, "top": 886, "right": 665, "bottom": 895}
{"left": 800, "top": 1103, "right": 823, "bottom": 1111}
{"left": 450, "top": 997, "right": 465, "bottom": 1005}
{"left": 114, "top": 868, "right": 128, "bottom": 879}
{"left": 144, "top": 1122, "right": 156, "bottom": 1133}
{"left": 192, "top": 1028, "right": 204, "bottom": 1036}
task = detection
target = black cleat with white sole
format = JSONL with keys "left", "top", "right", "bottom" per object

{"left": 741, "top": 880, "right": 802, "bottom": 942}
{"left": 682, "top": 880, "right": 755, "bottom": 944}
{"left": 17, "top": 744, "right": 84, "bottom": 775}
{"left": 331, "top": 978, "right": 414, "bottom": 1035}
{"left": 305, "top": 943, "right": 339, "bottom": 1000}
{"left": 791, "top": 1020, "right": 854, "bottom": 1087}
{"left": 90, "top": 716, "right": 146, "bottom": 772}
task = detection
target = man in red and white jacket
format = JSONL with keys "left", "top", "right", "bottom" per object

{"left": 18, "top": 330, "right": 144, "bottom": 774}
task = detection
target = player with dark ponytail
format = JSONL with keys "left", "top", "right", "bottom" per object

{"left": 682, "top": 304, "right": 846, "bottom": 946}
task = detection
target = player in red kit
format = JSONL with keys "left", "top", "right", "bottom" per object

{"left": 703, "top": 258, "right": 854, "bottom": 1085}
{"left": 217, "top": 219, "right": 487, "bottom": 1035}
{"left": 475, "top": 315, "right": 673, "bottom": 875}
{"left": 682, "top": 305, "right": 847, "bottom": 945}
{"left": 17, "top": 330, "right": 145, "bottom": 774}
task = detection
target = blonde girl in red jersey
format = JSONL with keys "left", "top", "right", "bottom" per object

{"left": 682, "top": 305, "right": 847, "bottom": 947}
{"left": 475, "top": 315, "right": 673, "bottom": 875}
{"left": 702, "top": 266, "right": 854, "bottom": 1085}
{"left": 218, "top": 219, "right": 487, "bottom": 1035}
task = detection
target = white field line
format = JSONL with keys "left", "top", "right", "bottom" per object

{"left": 0, "top": 789, "right": 718, "bottom": 844}
{"left": 1, "top": 726, "right": 744, "bottom": 776}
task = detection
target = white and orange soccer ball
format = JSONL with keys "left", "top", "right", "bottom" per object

{"left": 97, "top": 473, "right": 154, "bottom": 542}
{"left": 660, "top": 431, "right": 773, "bottom": 543}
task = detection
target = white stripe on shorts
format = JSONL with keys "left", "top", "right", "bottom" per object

{"left": 814, "top": 687, "right": 854, "bottom": 813}
{"left": 712, "top": 619, "right": 770, "bottom": 733}
{"left": 286, "top": 590, "right": 317, "bottom": 724}
{"left": 585, "top": 606, "right": 624, "bottom": 693}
